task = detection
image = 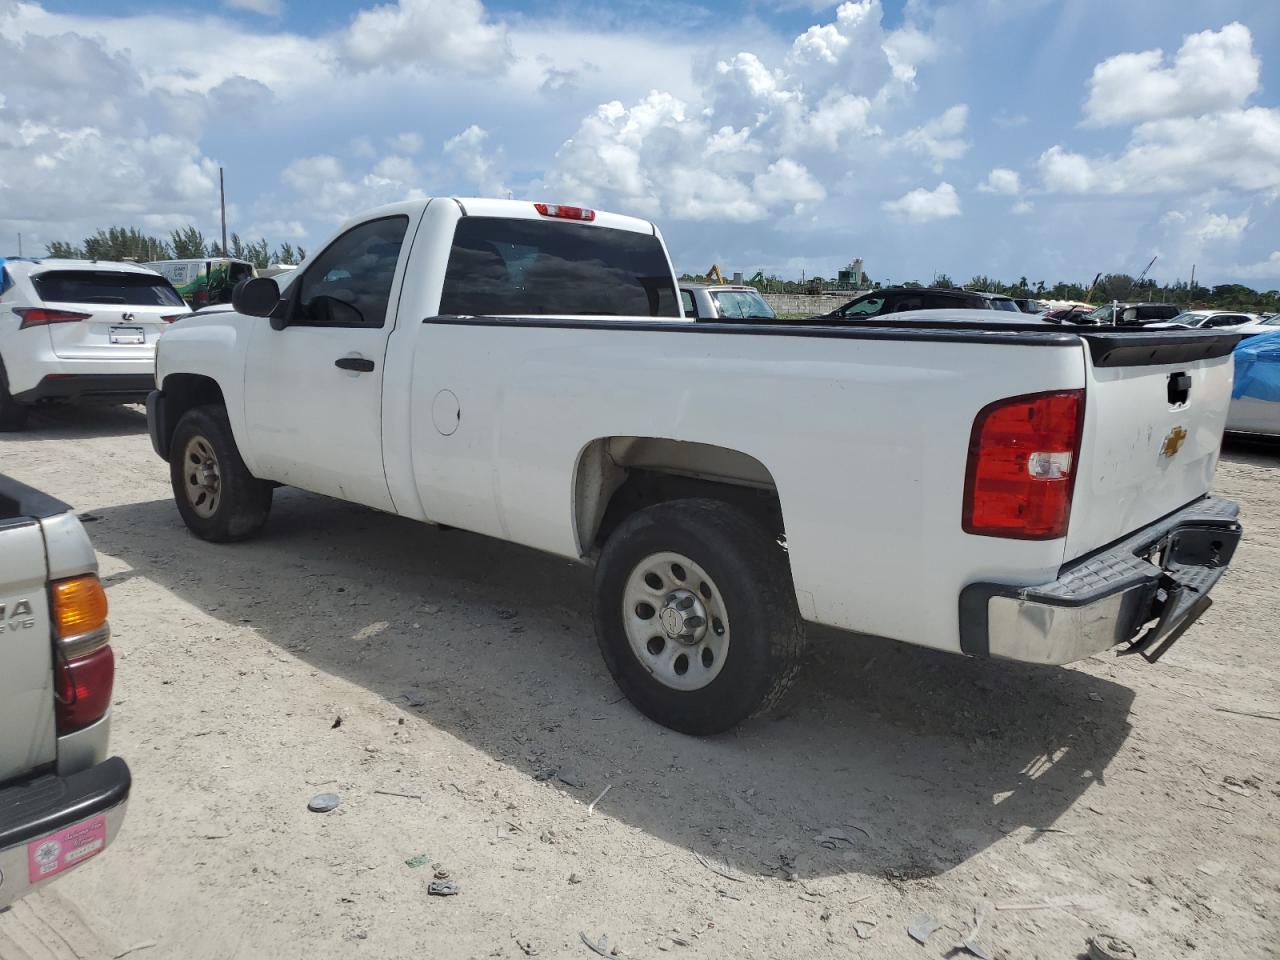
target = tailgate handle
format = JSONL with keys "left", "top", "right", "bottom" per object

{"left": 1167, "top": 372, "right": 1191, "bottom": 406}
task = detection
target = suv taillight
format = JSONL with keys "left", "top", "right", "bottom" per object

{"left": 50, "top": 574, "right": 114, "bottom": 734}
{"left": 15, "top": 307, "right": 92, "bottom": 329}
{"left": 963, "top": 390, "right": 1084, "bottom": 540}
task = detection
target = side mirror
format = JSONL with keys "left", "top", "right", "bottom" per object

{"left": 232, "top": 276, "right": 281, "bottom": 318}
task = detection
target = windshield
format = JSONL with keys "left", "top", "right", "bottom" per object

{"left": 33, "top": 270, "right": 185, "bottom": 306}
{"left": 712, "top": 290, "right": 776, "bottom": 320}
{"left": 988, "top": 299, "right": 1020, "bottom": 312}
{"left": 1170, "top": 312, "right": 1204, "bottom": 326}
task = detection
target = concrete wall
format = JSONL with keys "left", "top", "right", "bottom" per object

{"left": 762, "top": 292, "right": 859, "bottom": 317}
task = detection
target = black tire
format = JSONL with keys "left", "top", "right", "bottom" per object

{"left": 593, "top": 498, "right": 806, "bottom": 735}
{"left": 169, "top": 405, "right": 272, "bottom": 542}
{"left": 0, "top": 358, "right": 30, "bottom": 432}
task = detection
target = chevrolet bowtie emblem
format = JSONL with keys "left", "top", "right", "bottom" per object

{"left": 1161, "top": 426, "right": 1188, "bottom": 458}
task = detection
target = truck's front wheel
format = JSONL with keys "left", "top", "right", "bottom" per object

{"left": 593, "top": 498, "right": 806, "bottom": 735}
{"left": 170, "top": 405, "right": 272, "bottom": 542}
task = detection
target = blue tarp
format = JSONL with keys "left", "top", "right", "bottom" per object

{"left": 1232, "top": 329, "right": 1280, "bottom": 402}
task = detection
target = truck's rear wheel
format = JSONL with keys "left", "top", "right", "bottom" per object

{"left": 170, "top": 405, "right": 272, "bottom": 542}
{"left": 0, "top": 359, "right": 30, "bottom": 432}
{"left": 593, "top": 498, "right": 805, "bottom": 735}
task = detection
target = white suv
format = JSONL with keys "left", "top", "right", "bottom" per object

{"left": 0, "top": 257, "right": 189, "bottom": 430}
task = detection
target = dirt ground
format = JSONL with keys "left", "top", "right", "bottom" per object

{"left": 1, "top": 404, "right": 1277, "bottom": 960}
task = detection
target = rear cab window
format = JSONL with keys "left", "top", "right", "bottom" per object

{"left": 440, "top": 217, "right": 680, "bottom": 318}
{"left": 33, "top": 271, "right": 184, "bottom": 307}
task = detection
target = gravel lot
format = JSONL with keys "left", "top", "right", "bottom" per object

{"left": 1, "top": 404, "right": 1277, "bottom": 960}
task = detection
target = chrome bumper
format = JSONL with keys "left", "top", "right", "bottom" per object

{"left": 960, "top": 497, "right": 1242, "bottom": 665}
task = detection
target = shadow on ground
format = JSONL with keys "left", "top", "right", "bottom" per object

{"left": 94, "top": 489, "right": 1134, "bottom": 881}
{"left": 1223, "top": 434, "right": 1280, "bottom": 463}
{"left": 15, "top": 403, "right": 149, "bottom": 440}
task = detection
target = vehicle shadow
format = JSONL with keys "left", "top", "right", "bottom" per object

{"left": 92, "top": 490, "right": 1134, "bottom": 881}
{"left": 15, "top": 403, "right": 149, "bottom": 440}
{"left": 1223, "top": 435, "right": 1280, "bottom": 463}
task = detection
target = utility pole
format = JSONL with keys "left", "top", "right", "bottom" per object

{"left": 1189, "top": 263, "right": 1196, "bottom": 300}
{"left": 17, "top": 233, "right": 22, "bottom": 256}
{"left": 219, "top": 166, "right": 228, "bottom": 258}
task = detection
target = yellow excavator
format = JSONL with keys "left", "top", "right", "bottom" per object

{"left": 705, "top": 264, "right": 727, "bottom": 284}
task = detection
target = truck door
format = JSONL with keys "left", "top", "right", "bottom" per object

{"left": 242, "top": 215, "right": 413, "bottom": 511}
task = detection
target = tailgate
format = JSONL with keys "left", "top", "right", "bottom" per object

{"left": 1066, "top": 334, "right": 1236, "bottom": 561}
{"left": 0, "top": 519, "right": 56, "bottom": 783}
{"left": 44, "top": 303, "right": 173, "bottom": 360}
{"left": 30, "top": 268, "right": 184, "bottom": 360}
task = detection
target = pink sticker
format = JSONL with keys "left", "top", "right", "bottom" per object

{"left": 27, "top": 815, "right": 106, "bottom": 883}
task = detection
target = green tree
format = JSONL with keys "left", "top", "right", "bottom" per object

{"left": 170, "top": 226, "right": 209, "bottom": 259}
{"left": 46, "top": 241, "right": 85, "bottom": 259}
{"left": 933, "top": 273, "right": 955, "bottom": 288}
{"left": 83, "top": 227, "right": 169, "bottom": 261}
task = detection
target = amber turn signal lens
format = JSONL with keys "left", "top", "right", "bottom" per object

{"left": 51, "top": 575, "right": 109, "bottom": 637}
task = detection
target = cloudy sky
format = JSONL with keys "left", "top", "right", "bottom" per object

{"left": 2, "top": 0, "right": 1278, "bottom": 287}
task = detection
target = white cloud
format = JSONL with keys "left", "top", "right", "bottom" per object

{"left": 223, "top": 0, "right": 283, "bottom": 16}
{"left": 1191, "top": 211, "right": 1249, "bottom": 244}
{"left": 978, "top": 167, "right": 1020, "bottom": 195}
{"left": 882, "top": 182, "right": 960, "bottom": 222}
{"left": 1084, "top": 23, "right": 1260, "bottom": 127}
{"left": 280, "top": 154, "right": 425, "bottom": 223}
{"left": 343, "top": 0, "right": 511, "bottom": 75}
{"left": 900, "top": 104, "right": 968, "bottom": 169}
{"left": 1228, "top": 251, "right": 1280, "bottom": 282}
{"left": 388, "top": 132, "right": 423, "bottom": 155}
{"left": 1011, "top": 199, "right": 1034, "bottom": 216}
{"left": 443, "top": 125, "right": 508, "bottom": 198}
{"left": 543, "top": 1, "right": 928, "bottom": 223}
{"left": 1039, "top": 107, "right": 1280, "bottom": 196}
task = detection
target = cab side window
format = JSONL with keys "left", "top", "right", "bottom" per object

{"left": 294, "top": 216, "right": 409, "bottom": 328}
{"left": 680, "top": 290, "right": 700, "bottom": 318}
{"left": 838, "top": 296, "right": 885, "bottom": 317}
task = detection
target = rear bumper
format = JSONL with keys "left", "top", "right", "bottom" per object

{"left": 960, "top": 497, "right": 1242, "bottom": 665}
{"left": 13, "top": 374, "right": 155, "bottom": 404}
{"left": 0, "top": 756, "right": 130, "bottom": 908}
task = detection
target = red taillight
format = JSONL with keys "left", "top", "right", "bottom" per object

{"left": 15, "top": 307, "right": 92, "bottom": 329}
{"left": 161, "top": 313, "right": 192, "bottom": 323}
{"left": 50, "top": 574, "right": 113, "bottom": 734}
{"left": 55, "top": 646, "right": 115, "bottom": 735}
{"left": 534, "top": 202, "right": 596, "bottom": 222}
{"left": 963, "top": 390, "right": 1084, "bottom": 540}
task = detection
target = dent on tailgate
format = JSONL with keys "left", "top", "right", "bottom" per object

{"left": 1065, "top": 353, "right": 1234, "bottom": 561}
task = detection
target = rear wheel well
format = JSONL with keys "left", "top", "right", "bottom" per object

{"left": 575, "top": 438, "right": 784, "bottom": 552}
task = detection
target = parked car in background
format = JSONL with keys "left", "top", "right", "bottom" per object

{"left": 1168, "top": 310, "right": 1259, "bottom": 330}
{"left": 0, "top": 257, "right": 189, "bottom": 431}
{"left": 0, "top": 474, "right": 130, "bottom": 909}
{"left": 148, "top": 196, "right": 1243, "bottom": 734}
{"left": 1236, "top": 314, "right": 1280, "bottom": 337}
{"left": 145, "top": 258, "right": 256, "bottom": 310}
{"left": 1227, "top": 330, "right": 1280, "bottom": 437}
{"left": 1043, "top": 305, "right": 1097, "bottom": 324}
{"left": 1012, "top": 297, "right": 1047, "bottom": 314}
{"left": 825, "top": 286, "right": 1019, "bottom": 318}
{"left": 680, "top": 283, "right": 776, "bottom": 320}
{"left": 1085, "top": 302, "right": 1181, "bottom": 325}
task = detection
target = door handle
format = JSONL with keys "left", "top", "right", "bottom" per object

{"left": 335, "top": 357, "right": 375, "bottom": 372}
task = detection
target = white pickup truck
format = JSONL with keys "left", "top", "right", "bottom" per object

{"left": 146, "top": 198, "right": 1243, "bottom": 734}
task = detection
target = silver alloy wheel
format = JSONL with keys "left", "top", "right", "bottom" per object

{"left": 183, "top": 434, "right": 222, "bottom": 519}
{"left": 622, "top": 551, "right": 730, "bottom": 691}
